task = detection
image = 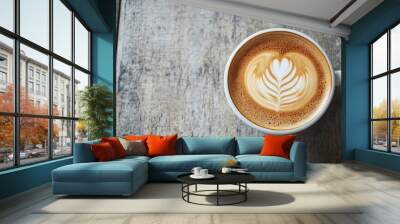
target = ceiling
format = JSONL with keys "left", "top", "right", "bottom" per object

{"left": 226, "top": 0, "right": 353, "bottom": 23}
{"left": 66, "top": 0, "right": 116, "bottom": 32}
{"left": 179, "top": 0, "right": 384, "bottom": 37}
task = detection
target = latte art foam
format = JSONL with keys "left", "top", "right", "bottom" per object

{"left": 245, "top": 53, "right": 318, "bottom": 112}
{"left": 225, "top": 30, "right": 334, "bottom": 132}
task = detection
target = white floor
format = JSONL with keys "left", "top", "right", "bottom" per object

{"left": 1, "top": 162, "right": 400, "bottom": 224}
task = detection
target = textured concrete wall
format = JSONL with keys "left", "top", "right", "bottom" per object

{"left": 116, "top": 0, "right": 342, "bottom": 162}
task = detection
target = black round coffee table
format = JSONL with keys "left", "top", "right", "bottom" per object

{"left": 177, "top": 173, "right": 255, "bottom": 206}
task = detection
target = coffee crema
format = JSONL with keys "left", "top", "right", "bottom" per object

{"left": 225, "top": 30, "right": 334, "bottom": 133}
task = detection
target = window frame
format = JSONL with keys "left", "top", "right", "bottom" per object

{"left": 370, "top": 21, "right": 400, "bottom": 154}
{"left": 0, "top": 0, "right": 92, "bottom": 171}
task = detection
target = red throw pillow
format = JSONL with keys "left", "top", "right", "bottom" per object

{"left": 101, "top": 137, "right": 127, "bottom": 158}
{"left": 146, "top": 134, "right": 177, "bottom": 157}
{"left": 260, "top": 135, "right": 296, "bottom": 159}
{"left": 91, "top": 142, "right": 117, "bottom": 161}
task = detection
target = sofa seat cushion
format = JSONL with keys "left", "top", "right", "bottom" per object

{"left": 236, "top": 155, "right": 293, "bottom": 172}
{"left": 53, "top": 159, "right": 147, "bottom": 183}
{"left": 149, "top": 154, "right": 235, "bottom": 172}
{"left": 117, "top": 155, "right": 150, "bottom": 162}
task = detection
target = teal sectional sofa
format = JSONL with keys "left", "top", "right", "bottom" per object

{"left": 52, "top": 137, "right": 307, "bottom": 196}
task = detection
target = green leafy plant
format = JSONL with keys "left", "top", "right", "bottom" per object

{"left": 79, "top": 84, "right": 113, "bottom": 140}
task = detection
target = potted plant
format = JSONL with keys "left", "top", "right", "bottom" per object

{"left": 79, "top": 84, "right": 113, "bottom": 140}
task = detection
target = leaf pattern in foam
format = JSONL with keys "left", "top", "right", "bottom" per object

{"left": 245, "top": 52, "right": 317, "bottom": 112}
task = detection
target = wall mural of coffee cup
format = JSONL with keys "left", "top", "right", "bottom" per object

{"left": 224, "top": 28, "right": 335, "bottom": 134}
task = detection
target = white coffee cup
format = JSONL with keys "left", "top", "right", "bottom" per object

{"left": 223, "top": 28, "right": 335, "bottom": 135}
{"left": 200, "top": 169, "right": 208, "bottom": 176}
{"left": 221, "top": 167, "right": 232, "bottom": 174}
{"left": 191, "top": 167, "right": 202, "bottom": 176}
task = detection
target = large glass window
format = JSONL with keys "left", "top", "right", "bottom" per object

{"left": 372, "top": 76, "right": 387, "bottom": 119}
{"left": 53, "top": 59, "right": 72, "bottom": 117}
{"left": 74, "top": 69, "right": 89, "bottom": 118}
{"left": 391, "top": 24, "right": 400, "bottom": 70}
{"left": 53, "top": 0, "right": 72, "bottom": 60}
{"left": 370, "top": 23, "right": 400, "bottom": 153}
{"left": 19, "top": 117, "right": 49, "bottom": 165}
{"left": 0, "top": 0, "right": 91, "bottom": 169}
{"left": 0, "top": 0, "right": 14, "bottom": 31}
{"left": 20, "top": 44, "right": 49, "bottom": 115}
{"left": 372, "top": 34, "right": 387, "bottom": 77}
{"left": 0, "top": 34, "right": 13, "bottom": 113}
{"left": 0, "top": 116, "right": 13, "bottom": 169}
{"left": 20, "top": 0, "right": 49, "bottom": 49}
{"left": 74, "top": 18, "right": 89, "bottom": 70}
{"left": 53, "top": 119, "right": 72, "bottom": 158}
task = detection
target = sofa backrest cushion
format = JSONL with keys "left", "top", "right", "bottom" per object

{"left": 236, "top": 137, "right": 263, "bottom": 155}
{"left": 73, "top": 139, "right": 100, "bottom": 163}
{"left": 178, "top": 137, "right": 235, "bottom": 155}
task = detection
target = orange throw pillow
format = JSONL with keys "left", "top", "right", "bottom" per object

{"left": 124, "top": 135, "right": 148, "bottom": 141}
{"left": 101, "top": 137, "right": 127, "bottom": 158}
{"left": 260, "top": 135, "right": 296, "bottom": 159}
{"left": 91, "top": 142, "right": 117, "bottom": 161}
{"left": 146, "top": 134, "right": 177, "bottom": 157}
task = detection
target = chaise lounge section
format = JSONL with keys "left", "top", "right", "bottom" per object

{"left": 52, "top": 137, "right": 307, "bottom": 196}
{"left": 52, "top": 140, "right": 149, "bottom": 196}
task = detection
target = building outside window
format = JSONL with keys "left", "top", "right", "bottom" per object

{"left": 0, "top": 0, "right": 91, "bottom": 170}
{"left": 28, "top": 81, "right": 34, "bottom": 94}
{"left": 28, "top": 66, "right": 34, "bottom": 79}
{"left": 41, "top": 85, "right": 46, "bottom": 97}
{"left": 54, "top": 89, "right": 58, "bottom": 104}
{"left": 35, "top": 83, "right": 40, "bottom": 95}
{"left": 0, "top": 71, "right": 7, "bottom": 86}
{"left": 0, "top": 54, "right": 7, "bottom": 89}
{"left": 0, "top": 71, "right": 6, "bottom": 82}
{"left": 0, "top": 54, "right": 7, "bottom": 67}
{"left": 35, "top": 70, "right": 40, "bottom": 81}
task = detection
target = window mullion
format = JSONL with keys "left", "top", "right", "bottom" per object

{"left": 48, "top": 0, "right": 54, "bottom": 160}
{"left": 370, "top": 45, "right": 373, "bottom": 149}
{"left": 13, "top": 0, "right": 20, "bottom": 167}
{"left": 388, "top": 30, "right": 391, "bottom": 153}
{"left": 71, "top": 10, "right": 76, "bottom": 155}
{"left": 88, "top": 31, "right": 90, "bottom": 73}
{"left": 370, "top": 82, "right": 373, "bottom": 149}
